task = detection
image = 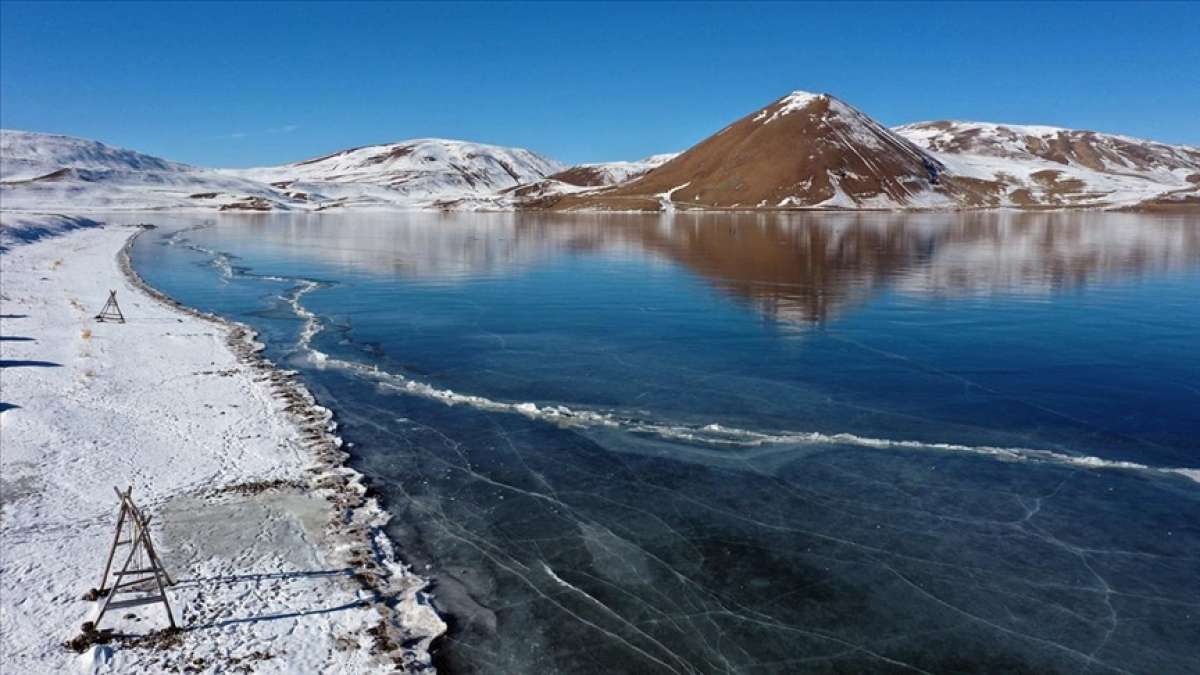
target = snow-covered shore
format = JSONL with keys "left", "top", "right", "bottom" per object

{"left": 0, "top": 218, "right": 444, "bottom": 673}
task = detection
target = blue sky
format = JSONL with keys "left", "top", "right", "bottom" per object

{"left": 2, "top": 1, "right": 1197, "bottom": 167}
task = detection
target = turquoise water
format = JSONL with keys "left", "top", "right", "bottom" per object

{"left": 132, "top": 212, "right": 1200, "bottom": 674}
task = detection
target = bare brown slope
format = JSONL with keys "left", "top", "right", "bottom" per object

{"left": 553, "top": 92, "right": 954, "bottom": 211}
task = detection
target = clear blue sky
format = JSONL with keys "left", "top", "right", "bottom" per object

{"left": 2, "top": 1, "right": 1197, "bottom": 167}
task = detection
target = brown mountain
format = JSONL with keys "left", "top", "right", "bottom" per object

{"left": 550, "top": 91, "right": 955, "bottom": 211}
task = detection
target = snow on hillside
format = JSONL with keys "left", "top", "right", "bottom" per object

{"left": 896, "top": 121, "right": 1200, "bottom": 208}
{"left": 0, "top": 131, "right": 567, "bottom": 212}
{"left": 434, "top": 153, "right": 682, "bottom": 211}
{"left": 0, "top": 130, "right": 298, "bottom": 212}
{"left": 223, "top": 139, "right": 565, "bottom": 209}
{"left": 550, "top": 153, "right": 679, "bottom": 187}
{"left": 897, "top": 121, "right": 1200, "bottom": 173}
{"left": 640, "top": 153, "right": 680, "bottom": 167}
{"left": 4, "top": 117, "right": 1196, "bottom": 213}
{"left": 751, "top": 91, "right": 824, "bottom": 125}
{"left": 0, "top": 130, "right": 190, "bottom": 181}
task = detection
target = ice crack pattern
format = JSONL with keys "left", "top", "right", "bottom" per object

{"left": 138, "top": 215, "right": 1200, "bottom": 674}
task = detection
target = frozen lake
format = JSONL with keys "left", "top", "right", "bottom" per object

{"left": 132, "top": 212, "right": 1200, "bottom": 673}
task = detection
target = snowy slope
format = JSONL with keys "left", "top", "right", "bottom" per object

{"left": 896, "top": 121, "right": 1200, "bottom": 209}
{"left": 0, "top": 212, "right": 103, "bottom": 251}
{"left": 4, "top": 115, "right": 1197, "bottom": 213}
{"left": 434, "top": 153, "right": 682, "bottom": 211}
{"left": 0, "top": 131, "right": 566, "bottom": 212}
{"left": 0, "top": 130, "right": 299, "bottom": 211}
{"left": 549, "top": 153, "right": 679, "bottom": 187}
{"left": 223, "top": 138, "right": 565, "bottom": 209}
{"left": 0, "top": 130, "right": 191, "bottom": 181}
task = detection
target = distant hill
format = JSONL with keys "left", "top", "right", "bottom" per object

{"left": 541, "top": 93, "right": 1199, "bottom": 212}
{"left": 223, "top": 139, "right": 564, "bottom": 210}
{"left": 0, "top": 129, "right": 298, "bottom": 211}
{"left": 895, "top": 121, "right": 1200, "bottom": 209}
{"left": 4, "top": 100, "right": 1197, "bottom": 213}
{"left": 549, "top": 153, "right": 679, "bottom": 187}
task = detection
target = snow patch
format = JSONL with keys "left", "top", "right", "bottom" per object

{"left": 754, "top": 91, "right": 825, "bottom": 124}
{"left": 658, "top": 182, "right": 691, "bottom": 212}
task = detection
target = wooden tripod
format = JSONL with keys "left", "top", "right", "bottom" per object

{"left": 93, "top": 487, "right": 176, "bottom": 629}
{"left": 95, "top": 290, "right": 125, "bottom": 323}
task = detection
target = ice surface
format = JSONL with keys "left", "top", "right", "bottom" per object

{"left": 126, "top": 211, "right": 1200, "bottom": 674}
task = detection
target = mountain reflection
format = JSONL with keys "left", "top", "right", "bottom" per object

{"left": 213, "top": 211, "right": 1200, "bottom": 324}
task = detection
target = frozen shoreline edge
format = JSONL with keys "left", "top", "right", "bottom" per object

{"left": 117, "top": 227, "right": 447, "bottom": 669}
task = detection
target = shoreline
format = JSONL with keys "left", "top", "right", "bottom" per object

{"left": 2, "top": 201, "right": 1196, "bottom": 215}
{"left": 0, "top": 221, "right": 444, "bottom": 673}
{"left": 116, "top": 227, "right": 448, "bottom": 666}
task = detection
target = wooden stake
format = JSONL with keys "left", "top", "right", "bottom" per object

{"left": 94, "top": 290, "right": 125, "bottom": 323}
{"left": 96, "top": 487, "right": 130, "bottom": 592}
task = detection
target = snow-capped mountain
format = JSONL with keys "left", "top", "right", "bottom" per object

{"left": 895, "top": 121, "right": 1200, "bottom": 209}
{"left": 223, "top": 139, "right": 564, "bottom": 209}
{"left": 554, "top": 92, "right": 956, "bottom": 211}
{"left": 3, "top": 103, "right": 1197, "bottom": 213}
{"left": 0, "top": 129, "right": 298, "bottom": 211}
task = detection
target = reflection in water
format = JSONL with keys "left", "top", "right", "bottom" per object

{"left": 134, "top": 212, "right": 1200, "bottom": 674}
{"left": 207, "top": 211, "right": 1200, "bottom": 325}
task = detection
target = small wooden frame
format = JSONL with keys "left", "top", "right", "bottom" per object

{"left": 95, "top": 290, "right": 125, "bottom": 323}
{"left": 92, "top": 487, "right": 176, "bottom": 630}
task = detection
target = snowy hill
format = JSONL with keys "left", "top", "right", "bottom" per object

{"left": 432, "top": 152, "right": 682, "bottom": 211}
{"left": 541, "top": 94, "right": 1200, "bottom": 212}
{"left": 0, "top": 130, "right": 298, "bottom": 211}
{"left": 896, "top": 121, "right": 1200, "bottom": 209}
{"left": 549, "top": 153, "right": 679, "bottom": 187}
{"left": 0, "top": 130, "right": 191, "bottom": 181}
{"left": 3, "top": 110, "right": 1197, "bottom": 213}
{"left": 553, "top": 92, "right": 957, "bottom": 211}
{"left": 223, "top": 139, "right": 565, "bottom": 209}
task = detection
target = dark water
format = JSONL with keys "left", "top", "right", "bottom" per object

{"left": 131, "top": 212, "right": 1200, "bottom": 674}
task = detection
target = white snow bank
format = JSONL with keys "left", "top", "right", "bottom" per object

{"left": 0, "top": 225, "right": 444, "bottom": 673}
{"left": 0, "top": 212, "right": 103, "bottom": 251}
